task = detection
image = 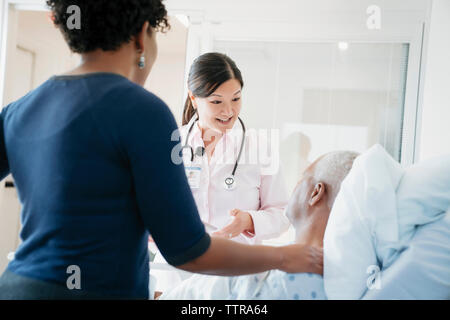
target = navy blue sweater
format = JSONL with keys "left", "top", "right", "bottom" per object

{"left": 0, "top": 73, "right": 210, "bottom": 299}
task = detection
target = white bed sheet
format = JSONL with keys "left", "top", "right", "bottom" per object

{"left": 362, "top": 209, "right": 450, "bottom": 299}
{"left": 324, "top": 145, "right": 449, "bottom": 299}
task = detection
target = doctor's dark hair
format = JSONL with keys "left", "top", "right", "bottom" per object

{"left": 46, "top": 0, "right": 170, "bottom": 53}
{"left": 182, "top": 53, "right": 244, "bottom": 126}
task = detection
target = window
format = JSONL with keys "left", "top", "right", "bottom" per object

{"left": 215, "top": 41, "right": 409, "bottom": 194}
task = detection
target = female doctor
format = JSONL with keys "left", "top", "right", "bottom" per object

{"left": 180, "top": 52, "right": 290, "bottom": 244}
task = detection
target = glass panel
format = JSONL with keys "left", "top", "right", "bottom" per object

{"left": 214, "top": 41, "right": 409, "bottom": 194}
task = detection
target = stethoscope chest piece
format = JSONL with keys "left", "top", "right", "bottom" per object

{"left": 224, "top": 176, "right": 237, "bottom": 191}
{"left": 184, "top": 115, "right": 246, "bottom": 192}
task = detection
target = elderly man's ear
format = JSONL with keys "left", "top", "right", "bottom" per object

{"left": 308, "top": 182, "right": 326, "bottom": 206}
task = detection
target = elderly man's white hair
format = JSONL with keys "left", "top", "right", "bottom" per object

{"left": 311, "top": 151, "right": 359, "bottom": 208}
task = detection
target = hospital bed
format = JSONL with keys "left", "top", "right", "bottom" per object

{"left": 4, "top": 208, "right": 447, "bottom": 299}
{"left": 362, "top": 210, "right": 450, "bottom": 299}
{"left": 323, "top": 146, "right": 450, "bottom": 299}
{"left": 154, "top": 147, "right": 450, "bottom": 300}
{"left": 154, "top": 212, "right": 450, "bottom": 300}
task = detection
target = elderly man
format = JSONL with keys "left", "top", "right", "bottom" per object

{"left": 161, "top": 146, "right": 450, "bottom": 300}
{"left": 160, "top": 151, "right": 358, "bottom": 300}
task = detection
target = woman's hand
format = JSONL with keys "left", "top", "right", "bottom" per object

{"left": 212, "top": 209, "right": 255, "bottom": 239}
{"left": 279, "top": 243, "right": 323, "bottom": 275}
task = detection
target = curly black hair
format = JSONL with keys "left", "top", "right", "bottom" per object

{"left": 46, "top": 0, "right": 170, "bottom": 53}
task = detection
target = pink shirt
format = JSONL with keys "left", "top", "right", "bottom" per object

{"left": 179, "top": 118, "right": 290, "bottom": 244}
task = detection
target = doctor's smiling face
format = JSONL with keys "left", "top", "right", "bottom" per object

{"left": 182, "top": 52, "right": 244, "bottom": 137}
{"left": 189, "top": 79, "right": 242, "bottom": 134}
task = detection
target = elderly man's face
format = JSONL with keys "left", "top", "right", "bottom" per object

{"left": 286, "top": 156, "right": 325, "bottom": 225}
{"left": 285, "top": 158, "right": 326, "bottom": 243}
{"left": 286, "top": 173, "right": 314, "bottom": 224}
{"left": 286, "top": 175, "right": 315, "bottom": 241}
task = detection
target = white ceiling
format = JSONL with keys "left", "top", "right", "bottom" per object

{"left": 165, "top": 0, "right": 430, "bottom": 24}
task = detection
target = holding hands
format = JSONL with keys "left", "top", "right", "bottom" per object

{"left": 209, "top": 209, "right": 323, "bottom": 275}
{"left": 212, "top": 209, "right": 255, "bottom": 239}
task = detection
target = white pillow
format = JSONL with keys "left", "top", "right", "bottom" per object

{"left": 324, "top": 145, "right": 404, "bottom": 300}
{"left": 324, "top": 145, "right": 450, "bottom": 300}
{"left": 362, "top": 209, "right": 450, "bottom": 300}
{"left": 396, "top": 154, "right": 450, "bottom": 241}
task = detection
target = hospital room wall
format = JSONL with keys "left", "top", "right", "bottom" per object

{"left": 144, "top": 23, "right": 188, "bottom": 126}
{"left": 0, "top": 9, "right": 80, "bottom": 274}
{"left": 2, "top": 10, "right": 80, "bottom": 106}
{"left": 418, "top": 0, "right": 450, "bottom": 161}
{"left": 145, "top": 52, "right": 186, "bottom": 125}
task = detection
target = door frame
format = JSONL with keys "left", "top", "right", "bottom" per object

{"left": 0, "top": 0, "right": 48, "bottom": 107}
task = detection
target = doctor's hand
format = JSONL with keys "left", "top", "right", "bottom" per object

{"left": 212, "top": 209, "right": 255, "bottom": 239}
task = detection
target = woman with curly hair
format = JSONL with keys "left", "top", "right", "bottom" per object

{"left": 0, "top": 0, "right": 322, "bottom": 299}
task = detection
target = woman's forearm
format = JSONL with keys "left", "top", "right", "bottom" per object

{"left": 176, "top": 236, "right": 322, "bottom": 276}
{"left": 176, "top": 237, "right": 282, "bottom": 276}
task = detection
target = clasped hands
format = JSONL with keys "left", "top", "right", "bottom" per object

{"left": 212, "top": 209, "right": 255, "bottom": 239}
{"left": 212, "top": 208, "right": 323, "bottom": 275}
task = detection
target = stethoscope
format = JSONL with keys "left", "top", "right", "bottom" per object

{"left": 182, "top": 115, "right": 246, "bottom": 191}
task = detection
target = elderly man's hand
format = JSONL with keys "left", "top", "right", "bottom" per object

{"left": 212, "top": 209, "right": 255, "bottom": 239}
{"left": 279, "top": 244, "right": 323, "bottom": 275}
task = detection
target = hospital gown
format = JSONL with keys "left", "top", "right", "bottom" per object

{"left": 231, "top": 271, "right": 326, "bottom": 300}
{"left": 160, "top": 271, "right": 326, "bottom": 300}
